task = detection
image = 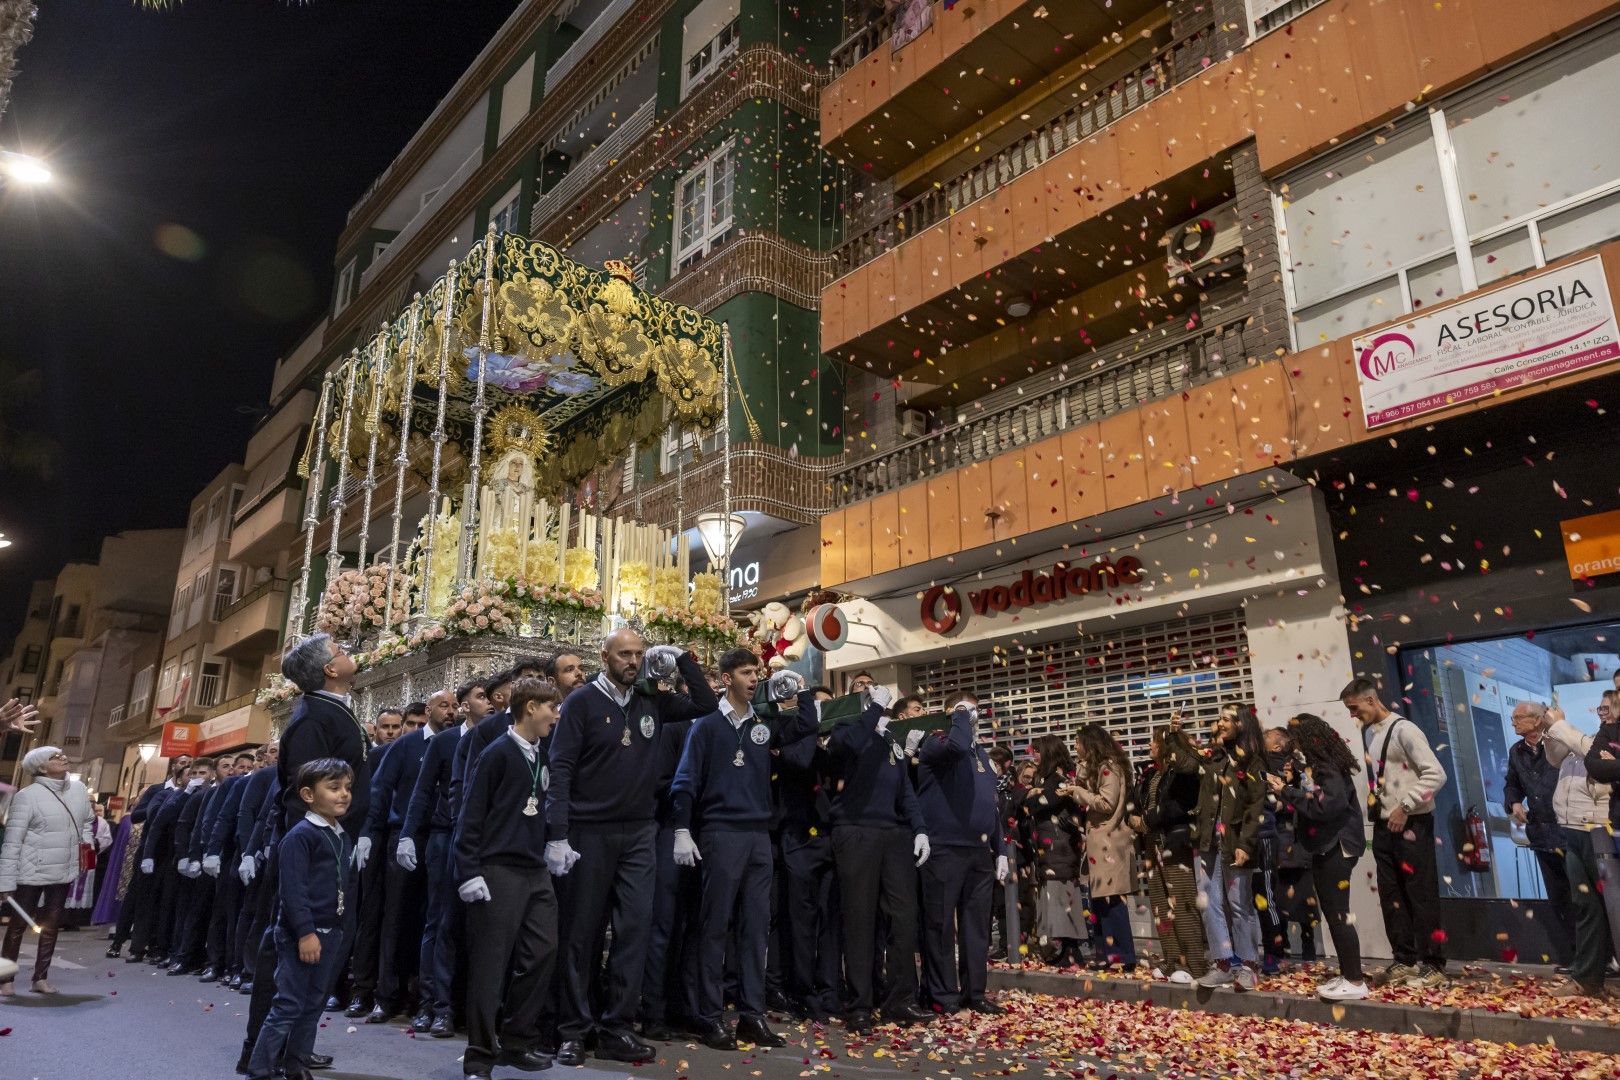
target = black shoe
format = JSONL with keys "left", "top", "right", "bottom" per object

{"left": 967, "top": 998, "right": 1005, "bottom": 1015}
{"left": 106, "top": 945, "right": 122, "bottom": 959}
{"left": 302, "top": 1052, "right": 333, "bottom": 1069}
{"left": 735, "top": 1016, "right": 787, "bottom": 1048}
{"left": 595, "top": 1029, "right": 655, "bottom": 1063}
{"left": 125, "top": 951, "right": 145, "bottom": 964}
{"left": 881, "top": 1003, "right": 934, "bottom": 1026}
{"left": 166, "top": 961, "right": 188, "bottom": 975}
{"left": 430, "top": 1012, "right": 456, "bottom": 1039}
{"left": 554, "top": 1040, "right": 587, "bottom": 1067}
{"left": 463, "top": 1071, "right": 493, "bottom": 1080}
{"left": 766, "top": 988, "right": 794, "bottom": 1013}
{"left": 366, "top": 1003, "right": 397, "bottom": 1024}
{"left": 343, "top": 995, "right": 371, "bottom": 1018}
{"left": 497, "top": 1048, "right": 554, "bottom": 1071}
{"left": 325, "top": 995, "right": 340, "bottom": 1011}
{"left": 845, "top": 1010, "right": 874, "bottom": 1034}
{"left": 410, "top": 1010, "right": 434, "bottom": 1033}
{"left": 198, "top": 966, "right": 219, "bottom": 983}
{"left": 698, "top": 1020, "right": 738, "bottom": 1051}
{"left": 238, "top": 980, "right": 254, "bottom": 995}
{"left": 640, "top": 1022, "right": 676, "bottom": 1041}
{"left": 225, "top": 972, "right": 241, "bottom": 989}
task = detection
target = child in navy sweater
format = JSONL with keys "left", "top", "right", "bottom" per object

{"left": 245, "top": 758, "right": 353, "bottom": 1080}
{"left": 454, "top": 677, "right": 564, "bottom": 1080}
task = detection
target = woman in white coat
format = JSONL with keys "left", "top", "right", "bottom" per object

{"left": 0, "top": 745, "right": 94, "bottom": 994}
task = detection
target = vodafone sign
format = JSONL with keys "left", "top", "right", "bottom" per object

{"left": 920, "top": 556, "right": 1143, "bottom": 636}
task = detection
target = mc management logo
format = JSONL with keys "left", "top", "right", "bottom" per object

{"left": 1357, "top": 331, "right": 1416, "bottom": 382}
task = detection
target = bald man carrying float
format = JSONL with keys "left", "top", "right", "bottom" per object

{"left": 545, "top": 629, "right": 718, "bottom": 1068}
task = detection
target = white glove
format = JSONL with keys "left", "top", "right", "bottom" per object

{"left": 353, "top": 836, "right": 371, "bottom": 870}
{"left": 186, "top": 778, "right": 204, "bottom": 791}
{"left": 954, "top": 702, "right": 978, "bottom": 722}
{"left": 458, "top": 876, "right": 491, "bottom": 903}
{"left": 202, "top": 855, "right": 221, "bottom": 877}
{"left": 545, "top": 840, "right": 579, "bottom": 877}
{"left": 396, "top": 837, "right": 417, "bottom": 871}
{"left": 913, "top": 833, "right": 931, "bottom": 867}
{"left": 140, "top": 858, "right": 155, "bottom": 875}
{"left": 238, "top": 854, "right": 256, "bottom": 886}
{"left": 767, "top": 670, "right": 805, "bottom": 703}
{"left": 996, "top": 854, "right": 1010, "bottom": 883}
{"left": 876, "top": 716, "right": 892, "bottom": 736}
{"left": 867, "top": 684, "right": 893, "bottom": 710}
{"left": 673, "top": 828, "right": 701, "bottom": 867}
{"left": 644, "top": 645, "right": 683, "bottom": 680}
{"left": 176, "top": 857, "right": 191, "bottom": 875}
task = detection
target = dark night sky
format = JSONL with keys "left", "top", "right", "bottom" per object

{"left": 0, "top": 0, "right": 519, "bottom": 650}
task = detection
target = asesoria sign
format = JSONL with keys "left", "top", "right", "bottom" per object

{"left": 1353, "top": 256, "right": 1618, "bottom": 429}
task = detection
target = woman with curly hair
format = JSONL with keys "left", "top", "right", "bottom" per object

{"left": 1066, "top": 723, "right": 1139, "bottom": 969}
{"left": 1275, "top": 713, "right": 1368, "bottom": 1001}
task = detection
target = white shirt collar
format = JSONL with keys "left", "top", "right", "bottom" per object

{"left": 594, "top": 673, "right": 633, "bottom": 709}
{"left": 506, "top": 726, "right": 539, "bottom": 763}
{"left": 461, "top": 718, "right": 477, "bottom": 734}
{"left": 720, "top": 696, "right": 754, "bottom": 729}
{"left": 303, "top": 810, "right": 342, "bottom": 833}
{"left": 310, "top": 689, "right": 353, "bottom": 707}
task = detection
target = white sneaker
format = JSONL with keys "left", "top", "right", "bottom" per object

{"left": 1151, "top": 967, "right": 1166, "bottom": 980}
{"left": 0, "top": 958, "right": 16, "bottom": 983}
{"left": 1168, "top": 970, "right": 1195, "bottom": 986}
{"left": 1320, "top": 978, "right": 1370, "bottom": 1002}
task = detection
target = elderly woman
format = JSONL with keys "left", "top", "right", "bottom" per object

{"left": 0, "top": 745, "right": 94, "bottom": 994}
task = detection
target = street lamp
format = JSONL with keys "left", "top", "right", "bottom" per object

{"left": 0, "top": 150, "right": 52, "bottom": 187}
{"left": 0, "top": 532, "right": 11, "bottom": 550}
{"left": 694, "top": 512, "right": 745, "bottom": 567}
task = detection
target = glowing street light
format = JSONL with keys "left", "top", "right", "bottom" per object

{"left": 0, "top": 532, "right": 12, "bottom": 550}
{"left": 0, "top": 150, "right": 52, "bottom": 187}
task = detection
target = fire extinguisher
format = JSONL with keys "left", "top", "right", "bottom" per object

{"left": 1460, "top": 806, "right": 1492, "bottom": 871}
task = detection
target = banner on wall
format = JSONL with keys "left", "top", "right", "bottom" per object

{"left": 159, "top": 721, "right": 199, "bottom": 758}
{"left": 1353, "top": 256, "right": 1619, "bottom": 429}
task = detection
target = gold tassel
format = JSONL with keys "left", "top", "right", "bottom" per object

{"left": 298, "top": 375, "right": 334, "bottom": 479}
{"left": 363, "top": 331, "right": 388, "bottom": 435}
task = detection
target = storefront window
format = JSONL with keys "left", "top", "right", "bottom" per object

{"left": 1398, "top": 621, "right": 1619, "bottom": 902}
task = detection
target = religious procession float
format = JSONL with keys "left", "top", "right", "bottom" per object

{"left": 257, "top": 227, "right": 766, "bottom": 724}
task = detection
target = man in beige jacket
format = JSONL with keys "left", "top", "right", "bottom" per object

{"left": 1541, "top": 701, "right": 1615, "bottom": 999}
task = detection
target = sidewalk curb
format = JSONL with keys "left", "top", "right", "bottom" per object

{"left": 989, "top": 970, "right": 1620, "bottom": 1054}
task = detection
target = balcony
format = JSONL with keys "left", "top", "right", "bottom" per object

{"left": 834, "top": 316, "right": 1251, "bottom": 504}
{"left": 230, "top": 483, "right": 302, "bottom": 564}
{"left": 360, "top": 145, "right": 481, "bottom": 294}
{"left": 822, "top": 0, "right": 1166, "bottom": 174}
{"left": 660, "top": 233, "right": 836, "bottom": 314}
{"left": 533, "top": 98, "right": 655, "bottom": 228}
{"left": 628, "top": 443, "right": 847, "bottom": 532}
{"left": 545, "top": 0, "right": 637, "bottom": 95}
{"left": 214, "top": 579, "right": 288, "bottom": 660}
{"left": 198, "top": 693, "right": 272, "bottom": 756}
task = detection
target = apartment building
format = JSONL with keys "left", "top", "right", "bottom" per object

{"left": 0, "top": 579, "right": 54, "bottom": 779}
{"left": 813, "top": 0, "right": 1620, "bottom": 959}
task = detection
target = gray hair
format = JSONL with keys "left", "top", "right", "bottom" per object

{"left": 1515, "top": 700, "right": 1549, "bottom": 719}
{"left": 21, "top": 745, "right": 62, "bottom": 776}
{"left": 282, "top": 633, "right": 335, "bottom": 694}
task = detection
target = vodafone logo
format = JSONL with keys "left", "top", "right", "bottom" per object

{"left": 919, "top": 557, "right": 1142, "bottom": 636}
{"left": 920, "top": 586, "right": 963, "bottom": 635}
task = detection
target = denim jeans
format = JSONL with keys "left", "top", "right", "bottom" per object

{"left": 247, "top": 926, "right": 346, "bottom": 1077}
{"left": 1196, "top": 851, "right": 1258, "bottom": 964}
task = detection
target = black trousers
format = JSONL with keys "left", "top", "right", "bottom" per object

{"left": 694, "top": 828, "right": 772, "bottom": 1024}
{"left": 464, "top": 863, "right": 558, "bottom": 1072}
{"left": 1311, "top": 846, "right": 1362, "bottom": 982}
{"left": 919, "top": 845, "right": 993, "bottom": 1011}
{"left": 177, "top": 873, "right": 214, "bottom": 965}
{"left": 1254, "top": 837, "right": 1287, "bottom": 960}
{"left": 556, "top": 822, "right": 656, "bottom": 1041}
{"left": 766, "top": 830, "right": 787, "bottom": 997}
{"left": 377, "top": 827, "right": 426, "bottom": 1010}
{"left": 1534, "top": 847, "right": 1577, "bottom": 964}
{"left": 245, "top": 850, "right": 282, "bottom": 1049}
{"left": 129, "top": 864, "right": 179, "bottom": 958}
{"left": 639, "top": 821, "right": 698, "bottom": 1025}
{"left": 781, "top": 824, "right": 841, "bottom": 1014}
{"left": 207, "top": 867, "right": 243, "bottom": 971}
{"left": 1371, "top": 811, "right": 1444, "bottom": 969}
{"left": 112, "top": 863, "right": 149, "bottom": 950}
{"left": 833, "top": 824, "right": 918, "bottom": 1015}
{"left": 344, "top": 840, "right": 388, "bottom": 999}
{"left": 419, "top": 830, "right": 458, "bottom": 1016}
{"left": 238, "top": 860, "right": 276, "bottom": 985}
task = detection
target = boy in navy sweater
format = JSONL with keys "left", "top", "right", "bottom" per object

{"left": 915, "top": 691, "right": 1007, "bottom": 1016}
{"left": 454, "top": 677, "right": 563, "bottom": 1080}
{"left": 669, "top": 651, "right": 818, "bottom": 1050}
{"left": 245, "top": 758, "right": 354, "bottom": 1080}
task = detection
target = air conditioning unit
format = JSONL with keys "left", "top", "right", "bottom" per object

{"left": 899, "top": 408, "right": 928, "bottom": 440}
{"left": 1162, "top": 200, "right": 1242, "bottom": 278}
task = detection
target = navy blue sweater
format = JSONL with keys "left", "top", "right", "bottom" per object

{"left": 915, "top": 709, "right": 1004, "bottom": 853}
{"left": 141, "top": 785, "right": 189, "bottom": 862}
{"left": 404, "top": 723, "right": 465, "bottom": 841}
{"left": 545, "top": 656, "right": 717, "bottom": 839}
{"left": 365, "top": 727, "right": 430, "bottom": 841}
{"left": 129, "top": 781, "right": 168, "bottom": 824}
{"left": 670, "top": 696, "right": 818, "bottom": 832}
{"left": 455, "top": 732, "right": 549, "bottom": 879}
{"left": 277, "top": 818, "right": 352, "bottom": 939}
{"left": 206, "top": 773, "right": 250, "bottom": 860}
{"left": 278, "top": 692, "right": 372, "bottom": 839}
{"left": 776, "top": 726, "right": 833, "bottom": 829}
{"left": 449, "top": 710, "right": 509, "bottom": 819}
{"left": 236, "top": 768, "right": 277, "bottom": 856}
{"left": 826, "top": 702, "right": 925, "bottom": 834}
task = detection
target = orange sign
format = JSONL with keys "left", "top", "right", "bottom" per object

{"left": 159, "top": 721, "right": 200, "bottom": 758}
{"left": 1561, "top": 510, "right": 1620, "bottom": 580}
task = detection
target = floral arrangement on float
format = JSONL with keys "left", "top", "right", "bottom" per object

{"left": 443, "top": 580, "right": 526, "bottom": 638}
{"left": 315, "top": 563, "right": 412, "bottom": 641}
{"left": 641, "top": 571, "right": 741, "bottom": 653}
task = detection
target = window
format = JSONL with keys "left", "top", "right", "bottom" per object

{"left": 372, "top": 241, "right": 390, "bottom": 261}
{"left": 195, "top": 660, "right": 225, "bottom": 710}
{"left": 682, "top": 4, "right": 740, "bottom": 98}
{"left": 62, "top": 604, "right": 81, "bottom": 638}
{"left": 490, "top": 181, "right": 522, "bottom": 236}
{"left": 213, "top": 567, "right": 239, "bottom": 622}
{"left": 1398, "top": 619, "right": 1620, "bottom": 902}
{"left": 660, "top": 420, "right": 722, "bottom": 474}
{"left": 1245, "top": 0, "right": 1327, "bottom": 38}
{"left": 156, "top": 658, "right": 178, "bottom": 705}
{"left": 178, "top": 647, "right": 197, "bottom": 707}
{"left": 673, "top": 141, "right": 735, "bottom": 271}
{"left": 224, "top": 484, "right": 245, "bottom": 540}
{"left": 129, "top": 665, "right": 153, "bottom": 719}
{"left": 14, "top": 687, "right": 30, "bottom": 706}
{"left": 498, "top": 55, "right": 536, "bottom": 143}
{"left": 20, "top": 644, "right": 41, "bottom": 674}
{"left": 189, "top": 508, "right": 205, "bottom": 541}
{"left": 334, "top": 257, "right": 357, "bottom": 315}
{"left": 1280, "top": 29, "right": 1620, "bottom": 347}
{"left": 49, "top": 660, "right": 65, "bottom": 696}
{"left": 169, "top": 584, "right": 190, "bottom": 640}
{"left": 208, "top": 491, "right": 224, "bottom": 525}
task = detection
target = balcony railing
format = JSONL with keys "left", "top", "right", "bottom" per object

{"left": 359, "top": 145, "right": 481, "bottom": 294}
{"left": 108, "top": 704, "right": 125, "bottom": 728}
{"left": 629, "top": 443, "right": 848, "bottom": 530}
{"left": 832, "top": 316, "right": 1250, "bottom": 505}
{"left": 205, "top": 691, "right": 258, "bottom": 722}
{"left": 195, "top": 671, "right": 223, "bottom": 710}
{"left": 660, "top": 233, "right": 836, "bottom": 313}
{"left": 546, "top": 0, "right": 638, "bottom": 94}
{"left": 220, "top": 577, "right": 288, "bottom": 623}
{"left": 829, "top": 7, "right": 899, "bottom": 75}
{"left": 532, "top": 98, "right": 656, "bottom": 227}
{"left": 832, "top": 26, "right": 1211, "bottom": 278}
